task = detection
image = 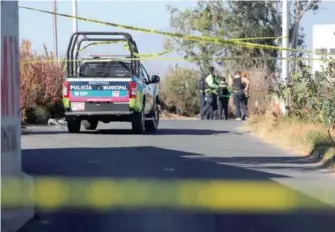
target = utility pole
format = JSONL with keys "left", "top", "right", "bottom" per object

{"left": 281, "top": 0, "right": 289, "bottom": 115}
{"left": 72, "top": 0, "right": 78, "bottom": 33}
{"left": 52, "top": 0, "right": 58, "bottom": 59}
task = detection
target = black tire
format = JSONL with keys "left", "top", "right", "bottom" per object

{"left": 145, "top": 105, "right": 159, "bottom": 132}
{"left": 67, "top": 118, "right": 81, "bottom": 133}
{"left": 131, "top": 106, "right": 145, "bottom": 134}
{"left": 82, "top": 120, "right": 98, "bottom": 130}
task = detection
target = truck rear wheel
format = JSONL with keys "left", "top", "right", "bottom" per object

{"left": 82, "top": 120, "right": 98, "bottom": 130}
{"left": 67, "top": 118, "right": 81, "bottom": 133}
{"left": 131, "top": 108, "right": 145, "bottom": 134}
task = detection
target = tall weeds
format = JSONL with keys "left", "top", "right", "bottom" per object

{"left": 20, "top": 40, "right": 64, "bottom": 122}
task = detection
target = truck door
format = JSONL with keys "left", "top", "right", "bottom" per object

{"left": 139, "top": 65, "right": 153, "bottom": 114}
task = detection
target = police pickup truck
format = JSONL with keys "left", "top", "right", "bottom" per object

{"left": 62, "top": 32, "right": 160, "bottom": 134}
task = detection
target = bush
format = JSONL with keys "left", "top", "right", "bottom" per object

{"left": 160, "top": 67, "right": 201, "bottom": 116}
{"left": 26, "top": 105, "right": 51, "bottom": 125}
{"left": 278, "top": 59, "right": 335, "bottom": 127}
{"left": 20, "top": 40, "right": 64, "bottom": 123}
{"left": 247, "top": 59, "right": 335, "bottom": 169}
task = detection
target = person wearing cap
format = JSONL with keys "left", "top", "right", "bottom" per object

{"left": 231, "top": 71, "right": 250, "bottom": 120}
{"left": 217, "top": 77, "right": 231, "bottom": 120}
{"left": 200, "top": 66, "right": 219, "bottom": 120}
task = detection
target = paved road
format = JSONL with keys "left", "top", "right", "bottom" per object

{"left": 19, "top": 120, "right": 334, "bottom": 232}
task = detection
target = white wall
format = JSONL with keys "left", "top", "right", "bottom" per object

{"left": 312, "top": 24, "right": 335, "bottom": 74}
{"left": 1, "top": 1, "right": 34, "bottom": 231}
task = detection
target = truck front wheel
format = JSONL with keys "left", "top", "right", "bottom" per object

{"left": 131, "top": 107, "right": 145, "bottom": 134}
{"left": 145, "top": 105, "right": 159, "bottom": 132}
{"left": 67, "top": 118, "right": 81, "bottom": 133}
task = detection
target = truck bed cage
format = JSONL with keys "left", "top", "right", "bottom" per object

{"left": 66, "top": 32, "right": 140, "bottom": 77}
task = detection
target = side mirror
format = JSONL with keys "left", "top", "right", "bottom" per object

{"left": 150, "top": 75, "right": 160, "bottom": 84}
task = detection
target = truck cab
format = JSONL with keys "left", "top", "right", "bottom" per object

{"left": 62, "top": 32, "right": 160, "bottom": 134}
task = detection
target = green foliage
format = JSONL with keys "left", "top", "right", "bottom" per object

{"left": 26, "top": 105, "right": 51, "bottom": 125}
{"left": 160, "top": 67, "right": 200, "bottom": 116}
{"left": 280, "top": 58, "right": 335, "bottom": 126}
{"left": 166, "top": 1, "right": 319, "bottom": 73}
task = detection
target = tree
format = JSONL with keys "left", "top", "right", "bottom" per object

{"left": 165, "top": 0, "right": 320, "bottom": 73}
{"left": 289, "top": 0, "right": 319, "bottom": 74}
{"left": 166, "top": 1, "right": 229, "bottom": 74}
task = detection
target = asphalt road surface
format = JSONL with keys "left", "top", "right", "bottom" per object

{"left": 19, "top": 120, "right": 335, "bottom": 232}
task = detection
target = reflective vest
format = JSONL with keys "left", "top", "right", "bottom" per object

{"left": 204, "top": 74, "right": 219, "bottom": 94}
{"left": 218, "top": 83, "right": 231, "bottom": 98}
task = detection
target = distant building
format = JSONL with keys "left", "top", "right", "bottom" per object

{"left": 312, "top": 24, "right": 335, "bottom": 74}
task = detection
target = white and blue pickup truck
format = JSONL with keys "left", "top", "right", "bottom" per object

{"left": 62, "top": 32, "right": 161, "bottom": 134}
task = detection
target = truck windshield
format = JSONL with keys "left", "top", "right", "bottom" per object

{"left": 78, "top": 61, "right": 132, "bottom": 78}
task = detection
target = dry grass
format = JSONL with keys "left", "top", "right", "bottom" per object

{"left": 246, "top": 113, "right": 335, "bottom": 169}
{"left": 20, "top": 40, "right": 64, "bottom": 122}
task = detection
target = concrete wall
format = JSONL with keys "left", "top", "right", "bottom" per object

{"left": 312, "top": 24, "right": 335, "bottom": 74}
{"left": 1, "top": 1, "right": 34, "bottom": 231}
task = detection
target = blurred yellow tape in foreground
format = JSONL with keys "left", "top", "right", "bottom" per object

{"left": 1, "top": 178, "right": 329, "bottom": 212}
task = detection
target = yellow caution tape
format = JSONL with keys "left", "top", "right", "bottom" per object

{"left": 2, "top": 177, "right": 331, "bottom": 212}
{"left": 79, "top": 41, "right": 172, "bottom": 58}
{"left": 21, "top": 56, "right": 335, "bottom": 64}
{"left": 227, "top": 36, "right": 288, "bottom": 41}
{"left": 19, "top": 6, "right": 322, "bottom": 55}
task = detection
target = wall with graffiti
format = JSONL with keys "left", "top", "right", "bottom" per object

{"left": 1, "top": 1, "right": 34, "bottom": 232}
{"left": 1, "top": 0, "right": 21, "bottom": 176}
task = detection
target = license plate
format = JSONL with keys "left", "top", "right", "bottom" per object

{"left": 71, "top": 102, "right": 85, "bottom": 111}
{"left": 112, "top": 91, "right": 120, "bottom": 97}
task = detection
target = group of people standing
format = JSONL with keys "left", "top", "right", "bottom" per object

{"left": 199, "top": 66, "right": 250, "bottom": 121}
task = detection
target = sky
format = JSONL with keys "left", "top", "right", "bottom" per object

{"left": 19, "top": 0, "right": 335, "bottom": 75}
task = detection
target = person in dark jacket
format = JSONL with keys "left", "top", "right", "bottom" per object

{"left": 198, "top": 74, "right": 207, "bottom": 119}
{"left": 200, "top": 66, "right": 219, "bottom": 120}
{"left": 217, "top": 77, "right": 232, "bottom": 120}
{"left": 230, "top": 71, "right": 250, "bottom": 120}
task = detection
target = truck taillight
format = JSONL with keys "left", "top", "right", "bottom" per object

{"left": 63, "top": 81, "right": 69, "bottom": 98}
{"left": 128, "top": 82, "right": 137, "bottom": 98}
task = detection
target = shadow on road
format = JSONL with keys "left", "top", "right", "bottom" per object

{"left": 22, "top": 130, "right": 67, "bottom": 135}
{"left": 90, "top": 129, "right": 239, "bottom": 136}
{"left": 22, "top": 128, "right": 239, "bottom": 136}
{"left": 22, "top": 146, "right": 285, "bottom": 179}
{"left": 20, "top": 146, "right": 334, "bottom": 232}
